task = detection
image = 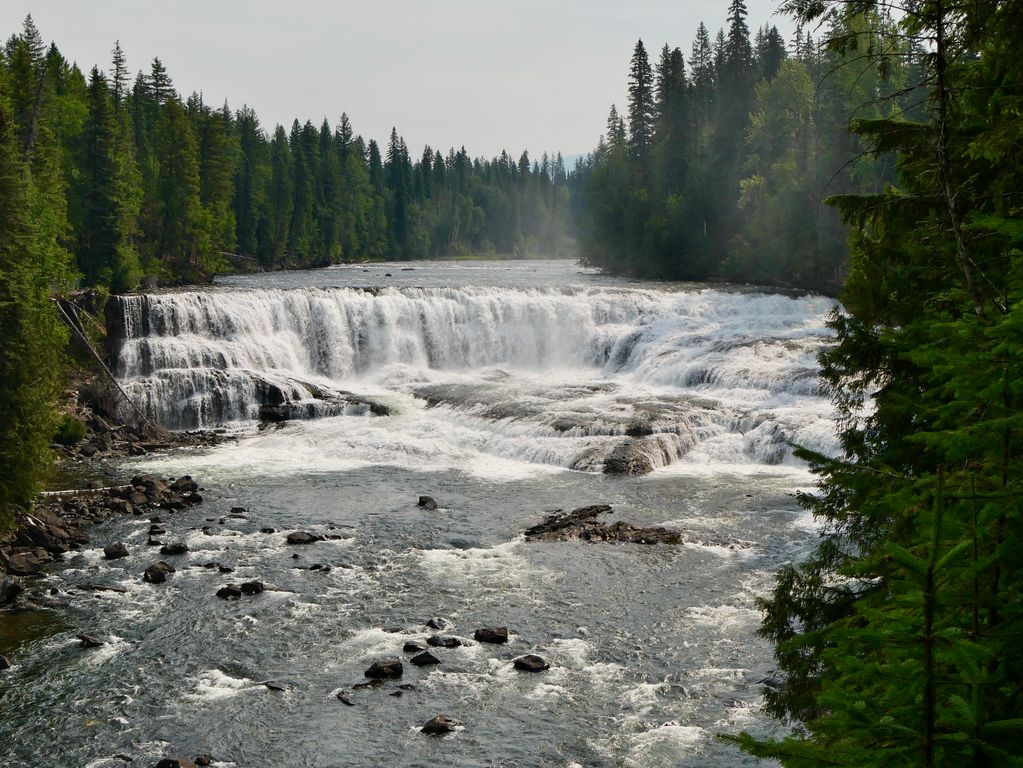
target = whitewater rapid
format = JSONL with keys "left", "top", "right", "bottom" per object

{"left": 109, "top": 279, "right": 839, "bottom": 476}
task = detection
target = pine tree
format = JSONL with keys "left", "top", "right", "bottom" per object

{"left": 627, "top": 40, "right": 654, "bottom": 164}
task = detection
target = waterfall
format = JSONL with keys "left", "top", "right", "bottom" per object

{"left": 108, "top": 284, "right": 838, "bottom": 472}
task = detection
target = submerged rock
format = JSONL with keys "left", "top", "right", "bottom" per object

{"left": 474, "top": 627, "right": 509, "bottom": 644}
{"left": 364, "top": 659, "right": 403, "bottom": 679}
{"left": 77, "top": 633, "right": 105, "bottom": 649}
{"left": 421, "top": 714, "right": 461, "bottom": 735}
{"left": 160, "top": 542, "right": 189, "bottom": 556}
{"left": 263, "top": 680, "right": 298, "bottom": 692}
{"left": 240, "top": 580, "right": 265, "bottom": 595}
{"left": 524, "top": 505, "right": 681, "bottom": 545}
{"left": 425, "top": 617, "right": 449, "bottom": 630}
{"left": 336, "top": 691, "right": 355, "bottom": 706}
{"left": 513, "top": 654, "right": 550, "bottom": 672}
{"left": 103, "top": 542, "right": 130, "bottom": 560}
{"left": 418, "top": 496, "right": 438, "bottom": 510}
{"left": 403, "top": 640, "right": 428, "bottom": 653}
{"left": 286, "top": 531, "right": 321, "bottom": 545}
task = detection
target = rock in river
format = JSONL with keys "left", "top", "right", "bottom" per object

{"left": 143, "top": 561, "right": 175, "bottom": 584}
{"left": 513, "top": 654, "right": 550, "bottom": 672}
{"left": 421, "top": 715, "right": 461, "bottom": 735}
{"left": 0, "top": 655, "right": 11, "bottom": 670}
{"left": 403, "top": 640, "right": 428, "bottom": 653}
{"left": 103, "top": 542, "right": 130, "bottom": 560}
{"left": 286, "top": 531, "right": 321, "bottom": 545}
{"left": 160, "top": 542, "right": 189, "bottom": 556}
{"left": 77, "top": 633, "right": 105, "bottom": 649}
{"left": 474, "top": 627, "right": 509, "bottom": 644}
{"left": 365, "top": 659, "right": 403, "bottom": 679}
{"left": 426, "top": 634, "right": 463, "bottom": 648}
{"left": 418, "top": 496, "right": 439, "bottom": 510}
{"left": 216, "top": 585, "right": 242, "bottom": 600}
{"left": 410, "top": 651, "right": 441, "bottom": 667}
{"left": 523, "top": 505, "right": 681, "bottom": 545}
{"left": 154, "top": 759, "right": 198, "bottom": 768}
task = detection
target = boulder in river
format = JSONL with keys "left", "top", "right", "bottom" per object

{"left": 474, "top": 627, "right": 509, "bottom": 644}
{"left": 103, "top": 543, "right": 129, "bottom": 560}
{"left": 154, "top": 759, "right": 197, "bottom": 768}
{"left": 425, "top": 617, "right": 449, "bottom": 630}
{"left": 403, "top": 640, "right": 428, "bottom": 653}
{"left": 170, "top": 476, "right": 198, "bottom": 493}
{"left": 263, "top": 680, "right": 298, "bottom": 692}
{"left": 0, "top": 577, "right": 23, "bottom": 605}
{"left": 523, "top": 505, "right": 681, "bottom": 545}
{"left": 143, "top": 561, "right": 175, "bottom": 584}
{"left": 286, "top": 531, "right": 321, "bottom": 545}
{"left": 240, "top": 580, "right": 265, "bottom": 595}
{"left": 160, "top": 542, "right": 189, "bottom": 556}
{"left": 216, "top": 585, "right": 242, "bottom": 600}
{"left": 77, "top": 633, "right": 105, "bottom": 649}
{"left": 426, "top": 634, "right": 463, "bottom": 648}
{"left": 513, "top": 654, "right": 550, "bottom": 672}
{"left": 411, "top": 651, "right": 441, "bottom": 667}
{"left": 194, "top": 756, "right": 213, "bottom": 767}
{"left": 0, "top": 655, "right": 11, "bottom": 670}
{"left": 421, "top": 714, "right": 461, "bottom": 735}
{"left": 418, "top": 496, "right": 439, "bottom": 510}
{"left": 365, "top": 659, "right": 403, "bottom": 679}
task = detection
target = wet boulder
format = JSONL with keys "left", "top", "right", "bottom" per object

{"left": 160, "top": 542, "right": 189, "bottom": 556}
{"left": 418, "top": 496, "right": 438, "bottom": 510}
{"left": 425, "top": 617, "right": 449, "bottom": 630}
{"left": 421, "top": 715, "right": 461, "bottom": 735}
{"left": 403, "top": 640, "right": 428, "bottom": 653}
{"left": 5, "top": 548, "right": 51, "bottom": 576}
{"left": 513, "top": 654, "right": 550, "bottom": 672}
{"left": 0, "top": 655, "right": 11, "bottom": 670}
{"left": 0, "top": 577, "right": 23, "bottom": 605}
{"left": 169, "top": 476, "right": 198, "bottom": 493}
{"left": 143, "top": 561, "right": 175, "bottom": 584}
{"left": 148, "top": 525, "right": 167, "bottom": 536}
{"left": 77, "top": 633, "right": 105, "bottom": 649}
{"left": 263, "top": 680, "right": 298, "bottom": 692}
{"left": 147, "top": 537, "right": 164, "bottom": 547}
{"left": 474, "top": 627, "right": 509, "bottom": 644}
{"left": 426, "top": 635, "right": 463, "bottom": 649}
{"left": 194, "top": 756, "right": 213, "bottom": 767}
{"left": 286, "top": 531, "right": 321, "bottom": 545}
{"left": 216, "top": 585, "right": 242, "bottom": 600}
{"left": 410, "top": 652, "right": 441, "bottom": 667}
{"left": 240, "top": 580, "right": 265, "bottom": 595}
{"left": 365, "top": 659, "right": 403, "bottom": 679}
{"left": 129, "top": 492, "right": 150, "bottom": 507}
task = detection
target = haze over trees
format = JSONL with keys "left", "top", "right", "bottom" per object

{"left": 572, "top": 1, "right": 925, "bottom": 293}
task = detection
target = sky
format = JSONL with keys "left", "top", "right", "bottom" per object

{"left": 1, "top": 0, "right": 791, "bottom": 159}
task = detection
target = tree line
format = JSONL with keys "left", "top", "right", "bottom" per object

{"left": 725, "top": 0, "right": 1023, "bottom": 765}
{"left": 571, "top": 0, "right": 929, "bottom": 293}
{"left": 3, "top": 15, "right": 574, "bottom": 293}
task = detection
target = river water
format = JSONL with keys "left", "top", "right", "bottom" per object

{"left": 1, "top": 260, "right": 836, "bottom": 767}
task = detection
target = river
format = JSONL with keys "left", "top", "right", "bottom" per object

{"left": 0, "top": 260, "right": 837, "bottom": 767}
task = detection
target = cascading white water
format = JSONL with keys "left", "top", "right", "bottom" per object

{"left": 110, "top": 283, "right": 838, "bottom": 473}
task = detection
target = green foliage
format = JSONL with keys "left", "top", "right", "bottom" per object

{"left": 53, "top": 414, "right": 86, "bottom": 446}
{"left": 0, "top": 29, "right": 71, "bottom": 527}
{"left": 742, "top": 1, "right": 1023, "bottom": 766}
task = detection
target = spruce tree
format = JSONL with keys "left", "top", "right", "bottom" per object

{"left": 626, "top": 40, "right": 654, "bottom": 164}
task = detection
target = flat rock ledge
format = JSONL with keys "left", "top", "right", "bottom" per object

{"left": 523, "top": 505, "right": 681, "bottom": 545}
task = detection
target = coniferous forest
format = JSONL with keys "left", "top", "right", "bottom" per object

{"left": 2, "top": 1, "right": 1023, "bottom": 766}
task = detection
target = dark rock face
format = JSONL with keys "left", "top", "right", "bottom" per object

{"left": 426, "top": 635, "right": 463, "bottom": 648}
{"left": 143, "top": 561, "right": 176, "bottom": 584}
{"left": 5, "top": 548, "right": 52, "bottom": 576}
{"left": 365, "top": 659, "right": 403, "bottom": 679}
{"left": 410, "top": 651, "right": 441, "bottom": 666}
{"left": 193, "top": 756, "right": 213, "bottom": 767}
{"left": 0, "top": 655, "right": 12, "bottom": 670}
{"left": 418, "top": 496, "right": 438, "bottom": 510}
{"left": 403, "top": 640, "right": 428, "bottom": 653}
{"left": 77, "top": 633, "right": 105, "bottom": 648}
{"left": 336, "top": 691, "right": 354, "bottom": 706}
{"left": 524, "top": 505, "right": 681, "bottom": 545}
{"left": 240, "top": 580, "right": 265, "bottom": 595}
{"left": 104, "top": 542, "right": 130, "bottom": 560}
{"left": 160, "top": 542, "right": 189, "bottom": 556}
{"left": 216, "top": 585, "right": 242, "bottom": 600}
{"left": 425, "top": 617, "right": 449, "bottom": 630}
{"left": 263, "top": 680, "right": 298, "bottom": 692}
{"left": 148, "top": 525, "right": 167, "bottom": 536}
{"left": 0, "top": 577, "right": 23, "bottom": 604}
{"left": 286, "top": 531, "right": 321, "bottom": 545}
{"left": 474, "top": 627, "right": 509, "bottom": 644}
{"left": 513, "top": 654, "right": 550, "bottom": 672}
{"left": 421, "top": 715, "right": 461, "bottom": 735}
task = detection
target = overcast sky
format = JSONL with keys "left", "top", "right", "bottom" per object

{"left": 2, "top": 1, "right": 790, "bottom": 158}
